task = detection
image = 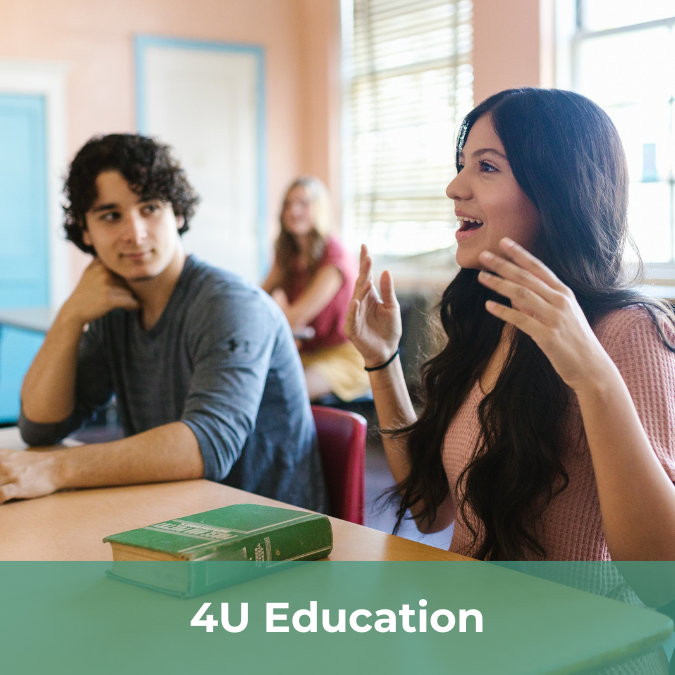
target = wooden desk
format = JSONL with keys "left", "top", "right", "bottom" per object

{"left": 0, "top": 480, "right": 470, "bottom": 561}
{"left": 0, "top": 427, "right": 467, "bottom": 562}
{"left": 1, "top": 436, "right": 671, "bottom": 674}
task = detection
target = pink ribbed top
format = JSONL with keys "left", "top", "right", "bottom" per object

{"left": 442, "top": 306, "right": 675, "bottom": 560}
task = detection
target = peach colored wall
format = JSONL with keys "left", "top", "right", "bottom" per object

{"left": 0, "top": 0, "right": 340, "bottom": 284}
{"left": 472, "top": 0, "right": 544, "bottom": 105}
{"left": 297, "top": 0, "right": 342, "bottom": 226}
{"left": 0, "top": 0, "right": 547, "bottom": 284}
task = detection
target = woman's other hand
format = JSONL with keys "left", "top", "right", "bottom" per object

{"left": 477, "top": 237, "right": 616, "bottom": 394}
{"left": 344, "top": 245, "right": 402, "bottom": 368}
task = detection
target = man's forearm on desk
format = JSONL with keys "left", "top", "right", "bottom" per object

{"left": 0, "top": 422, "right": 204, "bottom": 503}
{"left": 55, "top": 422, "right": 204, "bottom": 488}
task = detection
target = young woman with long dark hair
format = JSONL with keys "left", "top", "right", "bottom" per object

{"left": 345, "top": 88, "right": 675, "bottom": 563}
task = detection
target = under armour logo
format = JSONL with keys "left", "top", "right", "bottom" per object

{"left": 227, "top": 338, "right": 250, "bottom": 353}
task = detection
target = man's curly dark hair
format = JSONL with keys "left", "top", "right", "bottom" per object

{"left": 63, "top": 134, "right": 200, "bottom": 254}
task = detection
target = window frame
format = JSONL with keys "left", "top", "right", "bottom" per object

{"left": 565, "top": 1, "right": 675, "bottom": 281}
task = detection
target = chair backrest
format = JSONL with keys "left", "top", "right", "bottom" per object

{"left": 311, "top": 405, "right": 367, "bottom": 525}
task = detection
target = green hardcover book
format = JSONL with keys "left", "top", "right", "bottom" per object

{"left": 103, "top": 504, "right": 333, "bottom": 598}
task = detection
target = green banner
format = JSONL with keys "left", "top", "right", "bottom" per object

{"left": 2, "top": 561, "right": 674, "bottom": 674}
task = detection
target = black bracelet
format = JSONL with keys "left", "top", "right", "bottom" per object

{"left": 364, "top": 346, "right": 400, "bottom": 372}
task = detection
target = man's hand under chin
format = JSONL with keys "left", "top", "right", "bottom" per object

{"left": 65, "top": 258, "right": 141, "bottom": 327}
{"left": 0, "top": 447, "right": 63, "bottom": 504}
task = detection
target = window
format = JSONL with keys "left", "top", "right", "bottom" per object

{"left": 573, "top": 1, "right": 675, "bottom": 266}
{"left": 341, "top": 0, "right": 473, "bottom": 257}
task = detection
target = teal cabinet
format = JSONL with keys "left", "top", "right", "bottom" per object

{"left": 0, "top": 326, "right": 44, "bottom": 423}
{"left": 0, "top": 93, "right": 50, "bottom": 422}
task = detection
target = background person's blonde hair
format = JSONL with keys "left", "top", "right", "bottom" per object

{"left": 276, "top": 175, "right": 332, "bottom": 277}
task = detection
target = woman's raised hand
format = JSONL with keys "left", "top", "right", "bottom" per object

{"left": 344, "top": 245, "right": 402, "bottom": 368}
{"left": 477, "top": 237, "right": 616, "bottom": 394}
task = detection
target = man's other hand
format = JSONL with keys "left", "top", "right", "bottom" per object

{"left": 0, "top": 448, "right": 62, "bottom": 504}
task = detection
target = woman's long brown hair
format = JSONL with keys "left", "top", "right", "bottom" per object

{"left": 389, "top": 88, "right": 675, "bottom": 560}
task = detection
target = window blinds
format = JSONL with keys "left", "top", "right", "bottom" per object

{"left": 342, "top": 0, "right": 473, "bottom": 256}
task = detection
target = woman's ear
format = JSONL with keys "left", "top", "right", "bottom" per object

{"left": 176, "top": 214, "right": 185, "bottom": 231}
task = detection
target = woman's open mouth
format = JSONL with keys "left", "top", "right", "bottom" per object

{"left": 455, "top": 216, "right": 484, "bottom": 241}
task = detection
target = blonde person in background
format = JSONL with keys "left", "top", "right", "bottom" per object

{"left": 263, "top": 176, "right": 370, "bottom": 402}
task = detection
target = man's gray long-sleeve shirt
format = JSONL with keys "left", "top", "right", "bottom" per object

{"left": 19, "top": 256, "right": 327, "bottom": 512}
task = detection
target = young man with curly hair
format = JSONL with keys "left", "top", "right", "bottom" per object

{"left": 0, "top": 134, "right": 327, "bottom": 512}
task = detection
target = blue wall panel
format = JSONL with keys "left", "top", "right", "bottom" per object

{"left": 0, "top": 93, "right": 49, "bottom": 307}
{"left": 0, "top": 327, "right": 44, "bottom": 423}
{"left": 0, "top": 93, "right": 49, "bottom": 422}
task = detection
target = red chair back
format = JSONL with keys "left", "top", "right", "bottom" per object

{"left": 311, "top": 405, "right": 367, "bottom": 525}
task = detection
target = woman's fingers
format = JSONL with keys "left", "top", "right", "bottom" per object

{"left": 478, "top": 270, "right": 554, "bottom": 322}
{"left": 379, "top": 270, "right": 398, "bottom": 309}
{"left": 499, "top": 238, "right": 567, "bottom": 292}
{"left": 344, "top": 297, "right": 359, "bottom": 337}
{"left": 354, "top": 244, "right": 376, "bottom": 301}
{"left": 358, "top": 244, "right": 372, "bottom": 281}
{"left": 355, "top": 244, "right": 384, "bottom": 307}
{"left": 478, "top": 250, "right": 564, "bottom": 309}
{"left": 485, "top": 300, "right": 541, "bottom": 337}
